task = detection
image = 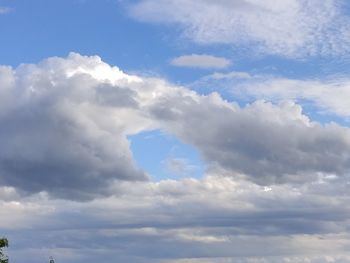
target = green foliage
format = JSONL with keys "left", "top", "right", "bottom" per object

{"left": 0, "top": 238, "right": 8, "bottom": 263}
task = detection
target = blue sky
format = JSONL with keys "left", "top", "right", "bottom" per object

{"left": 3, "top": 0, "right": 350, "bottom": 79}
{"left": 2, "top": 0, "right": 350, "bottom": 262}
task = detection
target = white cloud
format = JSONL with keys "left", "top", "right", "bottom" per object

{"left": 209, "top": 71, "right": 253, "bottom": 80}
{"left": 199, "top": 71, "right": 350, "bottom": 118}
{"left": 240, "top": 77, "right": 350, "bottom": 118}
{"left": 171, "top": 54, "right": 231, "bottom": 69}
{"left": 129, "top": 0, "right": 350, "bottom": 58}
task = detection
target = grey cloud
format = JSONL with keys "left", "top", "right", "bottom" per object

{"left": 170, "top": 54, "right": 231, "bottom": 69}
{"left": 148, "top": 93, "right": 350, "bottom": 184}
{"left": 2, "top": 175, "right": 350, "bottom": 262}
{"left": 0, "top": 54, "right": 147, "bottom": 200}
{"left": 2, "top": 53, "right": 350, "bottom": 201}
{"left": 95, "top": 84, "right": 139, "bottom": 108}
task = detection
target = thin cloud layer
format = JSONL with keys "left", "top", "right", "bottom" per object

{"left": 0, "top": 7, "right": 11, "bottom": 14}
{"left": 238, "top": 77, "right": 350, "bottom": 118}
{"left": 198, "top": 71, "right": 350, "bottom": 118}
{"left": 129, "top": 0, "right": 350, "bottom": 58}
{"left": 2, "top": 173, "right": 350, "bottom": 262}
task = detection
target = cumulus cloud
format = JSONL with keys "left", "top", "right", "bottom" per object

{"left": 128, "top": 0, "right": 350, "bottom": 58}
{"left": 1, "top": 53, "right": 350, "bottom": 200}
{"left": 147, "top": 92, "right": 350, "bottom": 184}
{"left": 1, "top": 53, "right": 350, "bottom": 261}
{"left": 170, "top": 54, "right": 231, "bottom": 69}
{"left": 0, "top": 53, "right": 149, "bottom": 200}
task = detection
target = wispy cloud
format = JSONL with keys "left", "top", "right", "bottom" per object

{"left": 198, "top": 71, "right": 350, "bottom": 119}
{"left": 163, "top": 157, "right": 199, "bottom": 177}
{"left": 0, "top": 7, "right": 12, "bottom": 14}
{"left": 129, "top": 0, "right": 350, "bottom": 58}
{"left": 171, "top": 54, "right": 231, "bottom": 69}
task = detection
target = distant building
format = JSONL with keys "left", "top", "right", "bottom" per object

{"left": 49, "top": 256, "right": 55, "bottom": 263}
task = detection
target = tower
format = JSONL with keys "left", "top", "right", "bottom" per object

{"left": 49, "top": 256, "right": 55, "bottom": 263}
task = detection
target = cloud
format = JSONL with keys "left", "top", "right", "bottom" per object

{"left": 2, "top": 173, "right": 350, "bottom": 262}
{"left": 1, "top": 50, "right": 350, "bottom": 261}
{"left": 163, "top": 157, "right": 198, "bottom": 177}
{"left": 0, "top": 7, "right": 11, "bottom": 14}
{"left": 128, "top": 0, "right": 350, "bottom": 58}
{"left": 199, "top": 71, "right": 350, "bottom": 118}
{"left": 2, "top": 53, "right": 350, "bottom": 200}
{"left": 239, "top": 77, "right": 350, "bottom": 118}
{"left": 148, "top": 92, "right": 350, "bottom": 185}
{"left": 0, "top": 53, "right": 149, "bottom": 200}
{"left": 170, "top": 54, "right": 231, "bottom": 69}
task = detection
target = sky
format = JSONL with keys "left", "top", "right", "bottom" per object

{"left": 1, "top": 0, "right": 350, "bottom": 262}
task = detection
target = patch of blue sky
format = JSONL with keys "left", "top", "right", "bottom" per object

{"left": 295, "top": 98, "right": 350, "bottom": 127}
{"left": 3, "top": 0, "right": 349, "bottom": 88}
{"left": 0, "top": 0, "right": 175, "bottom": 72}
{"left": 160, "top": 44, "right": 350, "bottom": 89}
{"left": 128, "top": 130, "right": 205, "bottom": 181}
